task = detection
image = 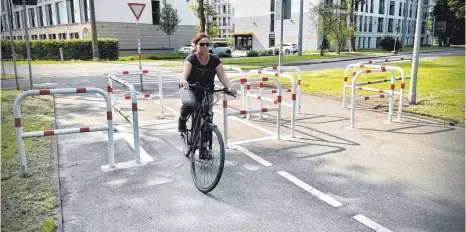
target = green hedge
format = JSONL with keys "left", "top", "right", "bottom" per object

{"left": 1, "top": 38, "right": 119, "bottom": 61}
{"left": 118, "top": 53, "right": 187, "bottom": 61}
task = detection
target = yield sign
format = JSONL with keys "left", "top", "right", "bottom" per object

{"left": 128, "top": 3, "right": 146, "bottom": 21}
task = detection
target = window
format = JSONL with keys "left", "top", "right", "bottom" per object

{"left": 398, "top": 2, "right": 402, "bottom": 16}
{"left": 326, "top": 0, "right": 332, "bottom": 5}
{"left": 270, "top": 0, "right": 274, "bottom": 11}
{"left": 422, "top": 22, "right": 426, "bottom": 33}
{"left": 363, "top": 37, "right": 366, "bottom": 48}
{"left": 46, "top": 4, "right": 53, "bottom": 26}
{"left": 270, "top": 13, "right": 274, "bottom": 32}
{"left": 376, "top": 37, "right": 382, "bottom": 48}
{"left": 40, "top": 34, "right": 47, "bottom": 40}
{"left": 152, "top": 0, "right": 160, "bottom": 25}
{"left": 379, "top": 0, "right": 385, "bottom": 14}
{"left": 370, "top": 0, "right": 374, "bottom": 13}
{"left": 408, "top": 20, "right": 411, "bottom": 32}
{"left": 409, "top": 4, "right": 412, "bottom": 17}
{"left": 58, "top": 32, "right": 67, "bottom": 39}
{"left": 17, "top": 35, "right": 22, "bottom": 40}
{"left": 369, "top": 16, "right": 373, "bottom": 32}
{"left": 423, "top": 6, "right": 428, "bottom": 19}
{"left": 397, "top": 19, "right": 401, "bottom": 33}
{"left": 15, "top": 11, "right": 21, "bottom": 29}
{"left": 37, "top": 6, "right": 44, "bottom": 27}
{"left": 389, "top": 1, "right": 395, "bottom": 15}
{"left": 12, "top": 36, "right": 16, "bottom": 40}
{"left": 223, "top": 17, "right": 226, "bottom": 26}
{"left": 358, "top": 37, "right": 361, "bottom": 48}
{"left": 31, "top": 35, "right": 38, "bottom": 40}
{"left": 364, "top": 16, "right": 367, "bottom": 32}
{"left": 227, "top": 17, "right": 230, "bottom": 26}
{"left": 81, "top": 0, "right": 89, "bottom": 22}
{"left": 377, "top": 17, "right": 383, "bottom": 32}
{"left": 388, "top": 18, "right": 393, "bottom": 32}
{"left": 67, "top": 0, "right": 75, "bottom": 24}
{"left": 269, "top": 34, "right": 275, "bottom": 47}
{"left": 2, "top": 15, "right": 7, "bottom": 30}
{"left": 48, "top": 34, "right": 56, "bottom": 39}
{"left": 368, "top": 37, "right": 371, "bottom": 48}
{"left": 56, "top": 1, "right": 67, "bottom": 25}
{"left": 29, "top": 8, "right": 36, "bottom": 27}
{"left": 403, "top": 3, "right": 406, "bottom": 16}
{"left": 223, "top": 5, "right": 226, "bottom": 14}
{"left": 365, "top": 0, "right": 368, "bottom": 12}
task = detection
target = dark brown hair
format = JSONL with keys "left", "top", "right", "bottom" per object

{"left": 191, "top": 32, "right": 210, "bottom": 53}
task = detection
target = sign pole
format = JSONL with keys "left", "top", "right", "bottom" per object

{"left": 22, "top": 0, "right": 33, "bottom": 90}
{"left": 136, "top": 20, "right": 143, "bottom": 91}
{"left": 279, "top": 0, "right": 284, "bottom": 70}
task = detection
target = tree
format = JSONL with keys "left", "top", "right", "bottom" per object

{"left": 432, "top": 0, "right": 465, "bottom": 46}
{"left": 160, "top": 0, "right": 181, "bottom": 53}
{"left": 308, "top": 3, "right": 342, "bottom": 56}
{"left": 190, "top": 0, "right": 220, "bottom": 36}
{"left": 343, "top": 0, "right": 365, "bottom": 51}
{"left": 329, "top": 18, "right": 354, "bottom": 54}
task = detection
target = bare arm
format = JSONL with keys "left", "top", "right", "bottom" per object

{"left": 215, "top": 64, "right": 231, "bottom": 89}
{"left": 180, "top": 61, "right": 192, "bottom": 89}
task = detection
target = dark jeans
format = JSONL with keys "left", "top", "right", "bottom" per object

{"left": 179, "top": 88, "right": 213, "bottom": 119}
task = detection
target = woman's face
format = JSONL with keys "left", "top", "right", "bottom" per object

{"left": 196, "top": 37, "right": 211, "bottom": 54}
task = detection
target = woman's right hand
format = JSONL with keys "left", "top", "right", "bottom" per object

{"left": 180, "top": 80, "right": 189, "bottom": 89}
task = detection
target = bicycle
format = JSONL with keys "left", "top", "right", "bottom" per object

{"left": 181, "top": 83, "right": 235, "bottom": 193}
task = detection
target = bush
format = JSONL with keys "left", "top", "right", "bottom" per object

{"left": 218, "top": 52, "right": 231, "bottom": 58}
{"left": 1, "top": 38, "right": 119, "bottom": 61}
{"left": 246, "top": 50, "right": 260, "bottom": 57}
{"left": 259, "top": 50, "right": 270, "bottom": 56}
{"left": 379, "top": 37, "right": 402, "bottom": 51}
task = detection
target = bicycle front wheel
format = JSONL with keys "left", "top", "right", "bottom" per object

{"left": 191, "top": 124, "right": 225, "bottom": 193}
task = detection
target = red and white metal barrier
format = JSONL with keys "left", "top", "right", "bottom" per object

{"left": 223, "top": 77, "right": 283, "bottom": 149}
{"left": 107, "top": 73, "right": 142, "bottom": 163}
{"left": 260, "top": 66, "right": 302, "bottom": 113}
{"left": 342, "top": 57, "right": 411, "bottom": 108}
{"left": 349, "top": 65, "right": 407, "bottom": 128}
{"left": 14, "top": 88, "right": 114, "bottom": 177}
{"left": 223, "top": 65, "right": 246, "bottom": 117}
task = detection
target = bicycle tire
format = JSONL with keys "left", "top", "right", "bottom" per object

{"left": 191, "top": 124, "right": 225, "bottom": 193}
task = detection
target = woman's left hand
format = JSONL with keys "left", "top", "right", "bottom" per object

{"left": 228, "top": 88, "right": 237, "bottom": 96}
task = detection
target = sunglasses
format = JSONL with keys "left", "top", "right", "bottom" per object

{"left": 198, "top": 42, "right": 210, "bottom": 47}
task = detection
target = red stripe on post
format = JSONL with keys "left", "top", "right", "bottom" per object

{"left": 272, "top": 90, "right": 277, "bottom": 93}
{"left": 246, "top": 84, "right": 251, "bottom": 90}
{"left": 364, "top": 96, "right": 370, "bottom": 100}
{"left": 379, "top": 89, "right": 384, "bottom": 93}
{"left": 401, "top": 57, "right": 405, "bottom": 60}
{"left": 240, "top": 78, "right": 247, "bottom": 84}
{"left": 401, "top": 83, "right": 405, "bottom": 89}
{"left": 107, "top": 112, "right": 113, "bottom": 120}
{"left": 132, "top": 103, "right": 138, "bottom": 111}
{"left": 358, "top": 87, "right": 363, "bottom": 90}
{"left": 15, "top": 118, "right": 21, "bottom": 127}
{"left": 223, "top": 101, "right": 227, "bottom": 108}
{"left": 144, "top": 94, "right": 150, "bottom": 98}
{"left": 122, "top": 71, "right": 129, "bottom": 75}
{"left": 277, "top": 96, "right": 282, "bottom": 103}
{"left": 292, "top": 94, "right": 296, "bottom": 100}
{"left": 259, "top": 82, "right": 264, "bottom": 88}
{"left": 44, "top": 130, "right": 54, "bottom": 136}
{"left": 344, "top": 77, "right": 348, "bottom": 82}
{"left": 360, "top": 64, "right": 364, "bottom": 67}
{"left": 368, "top": 61, "right": 373, "bottom": 64}
{"left": 262, "top": 108, "right": 268, "bottom": 112}
{"left": 80, "top": 127, "right": 90, "bottom": 132}
{"left": 391, "top": 84, "right": 395, "bottom": 90}
{"left": 240, "top": 110, "right": 247, "bottom": 115}
{"left": 352, "top": 72, "right": 356, "bottom": 76}
{"left": 76, "top": 88, "right": 87, "bottom": 93}
{"left": 107, "top": 86, "right": 113, "bottom": 93}
{"left": 381, "top": 67, "right": 386, "bottom": 72}
{"left": 272, "top": 66, "right": 277, "bottom": 70}
{"left": 298, "top": 80, "right": 302, "bottom": 85}
{"left": 143, "top": 70, "right": 148, "bottom": 74}
{"left": 262, "top": 77, "right": 269, "bottom": 81}
{"left": 274, "top": 73, "right": 279, "bottom": 76}
{"left": 39, "top": 89, "right": 51, "bottom": 95}
{"left": 274, "top": 100, "right": 278, "bottom": 104}
{"left": 125, "top": 95, "right": 130, "bottom": 99}
{"left": 287, "top": 89, "right": 291, "bottom": 92}
{"left": 138, "top": 53, "right": 142, "bottom": 60}
{"left": 380, "top": 94, "right": 385, "bottom": 98}
{"left": 365, "top": 70, "right": 372, "bottom": 73}
{"left": 258, "top": 96, "right": 261, "bottom": 100}
{"left": 258, "top": 70, "right": 262, "bottom": 74}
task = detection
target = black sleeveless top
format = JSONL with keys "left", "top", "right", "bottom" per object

{"left": 185, "top": 53, "right": 221, "bottom": 89}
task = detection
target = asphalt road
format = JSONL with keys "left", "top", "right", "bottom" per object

{"left": 2, "top": 49, "right": 464, "bottom": 231}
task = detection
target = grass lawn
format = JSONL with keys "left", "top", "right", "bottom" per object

{"left": 220, "top": 53, "right": 364, "bottom": 65}
{"left": 1, "top": 90, "right": 57, "bottom": 231}
{"left": 256, "top": 56, "right": 465, "bottom": 124}
{"left": 1, "top": 73, "right": 23, "bottom": 79}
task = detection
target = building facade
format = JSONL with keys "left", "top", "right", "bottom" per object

{"left": 1, "top": 0, "right": 197, "bottom": 52}
{"left": 211, "top": 0, "right": 234, "bottom": 39}
{"left": 232, "top": 0, "right": 431, "bottom": 51}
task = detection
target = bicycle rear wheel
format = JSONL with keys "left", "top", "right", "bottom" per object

{"left": 191, "top": 124, "right": 225, "bottom": 193}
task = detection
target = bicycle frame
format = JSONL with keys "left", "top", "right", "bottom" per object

{"left": 187, "top": 91, "right": 215, "bottom": 155}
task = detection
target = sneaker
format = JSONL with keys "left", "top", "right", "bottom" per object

{"left": 178, "top": 117, "right": 187, "bottom": 133}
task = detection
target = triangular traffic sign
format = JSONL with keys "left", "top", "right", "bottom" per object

{"left": 128, "top": 3, "right": 146, "bottom": 21}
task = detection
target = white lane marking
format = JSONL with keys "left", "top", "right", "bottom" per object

{"left": 230, "top": 145, "right": 273, "bottom": 167}
{"left": 276, "top": 171, "right": 343, "bottom": 208}
{"left": 353, "top": 214, "right": 393, "bottom": 232}
{"left": 229, "top": 136, "right": 275, "bottom": 146}
{"left": 212, "top": 108, "right": 276, "bottom": 136}
{"left": 116, "top": 126, "right": 154, "bottom": 163}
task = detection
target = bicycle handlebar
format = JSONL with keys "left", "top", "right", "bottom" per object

{"left": 187, "top": 83, "right": 236, "bottom": 97}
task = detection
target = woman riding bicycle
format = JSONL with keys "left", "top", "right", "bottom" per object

{"left": 178, "top": 32, "right": 237, "bottom": 133}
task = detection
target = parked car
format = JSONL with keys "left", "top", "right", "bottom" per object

{"left": 268, "top": 43, "right": 298, "bottom": 54}
{"left": 209, "top": 42, "right": 232, "bottom": 56}
{"left": 178, "top": 44, "right": 194, "bottom": 54}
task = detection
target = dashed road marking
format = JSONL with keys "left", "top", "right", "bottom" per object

{"left": 276, "top": 171, "right": 343, "bottom": 208}
{"left": 353, "top": 214, "right": 393, "bottom": 232}
{"left": 230, "top": 145, "right": 273, "bottom": 167}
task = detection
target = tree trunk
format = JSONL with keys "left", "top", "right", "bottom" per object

{"left": 168, "top": 34, "right": 171, "bottom": 53}
{"left": 320, "top": 37, "right": 325, "bottom": 56}
{"left": 349, "top": 0, "right": 355, "bottom": 52}
{"left": 198, "top": 0, "right": 206, "bottom": 32}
